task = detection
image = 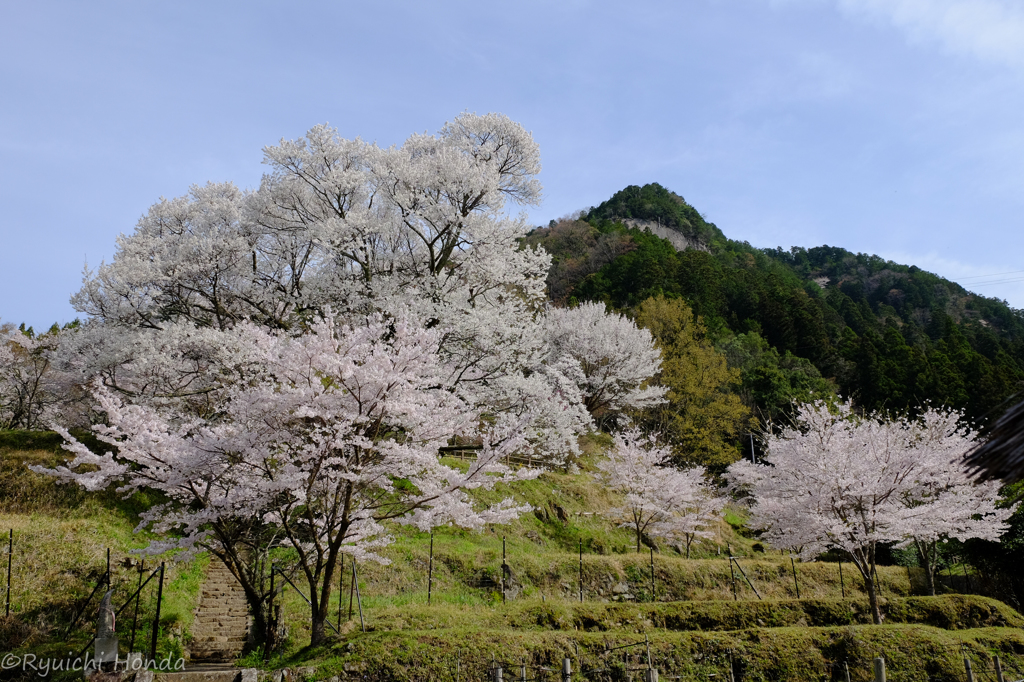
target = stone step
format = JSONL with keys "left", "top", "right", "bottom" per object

{"left": 193, "top": 626, "right": 248, "bottom": 635}
{"left": 152, "top": 671, "right": 243, "bottom": 682}
{"left": 192, "top": 623, "right": 248, "bottom": 631}
{"left": 189, "top": 559, "right": 250, "bottom": 663}
{"left": 194, "top": 616, "right": 249, "bottom": 623}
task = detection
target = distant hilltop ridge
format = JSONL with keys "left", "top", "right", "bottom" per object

{"left": 528, "top": 182, "right": 1024, "bottom": 425}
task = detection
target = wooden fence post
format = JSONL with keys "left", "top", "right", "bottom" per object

{"left": 994, "top": 656, "right": 1005, "bottom": 682}
{"left": 791, "top": 556, "right": 800, "bottom": 599}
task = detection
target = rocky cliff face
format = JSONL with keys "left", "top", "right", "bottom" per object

{"left": 620, "top": 219, "right": 711, "bottom": 253}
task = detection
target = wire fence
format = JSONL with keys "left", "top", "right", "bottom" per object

{"left": 6, "top": 526, "right": 1024, "bottom": 681}
{"left": 1, "top": 529, "right": 168, "bottom": 663}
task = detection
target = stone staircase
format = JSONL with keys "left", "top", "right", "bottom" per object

{"left": 189, "top": 560, "right": 250, "bottom": 662}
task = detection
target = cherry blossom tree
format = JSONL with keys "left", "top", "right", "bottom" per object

{"left": 41, "top": 111, "right": 663, "bottom": 647}
{"left": 729, "top": 401, "right": 1015, "bottom": 623}
{"left": 598, "top": 427, "right": 722, "bottom": 553}
{"left": 65, "top": 112, "right": 599, "bottom": 458}
{"left": 545, "top": 301, "right": 666, "bottom": 423}
{"left": 897, "top": 409, "right": 1014, "bottom": 595}
{"left": 37, "top": 312, "right": 537, "bottom": 646}
{"left": 0, "top": 324, "right": 85, "bottom": 430}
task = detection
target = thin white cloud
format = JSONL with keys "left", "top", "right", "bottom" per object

{"left": 836, "top": 0, "right": 1024, "bottom": 69}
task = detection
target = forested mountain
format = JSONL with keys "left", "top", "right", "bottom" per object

{"left": 526, "top": 183, "right": 1024, "bottom": 431}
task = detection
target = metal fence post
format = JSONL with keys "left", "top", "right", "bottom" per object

{"left": 494, "top": 663, "right": 503, "bottom": 682}
{"left": 578, "top": 540, "right": 583, "bottom": 603}
{"left": 650, "top": 546, "right": 657, "bottom": 602}
{"left": 5, "top": 528, "right": 11, "bottom": 617}
{"left": 428, "top": 533, "right": 434, "bottom": 606}
{"left": 791, "top": 556, "right": 800, "bottom": 599}
{"left": 964, "top": 656, "right": 975, "bottom": 682}
{"left": 994, "top": 656, "right": 1005, "bottom": 682}
{"left": 129, "top": 560, "right": 144, "bottom": 652}
{"left": 352, "top": 560, "right": 365, "bottom": 632}
{"left": 839, "top": 560, "right": 846, "bottom": 598}
{"left": 873, "top": 657, "right": 886, "bottom": 682}
{"left": 149, "top": 562, "right": 165, "bottom": 661}
{"left": 843, "top": 660, "right": 851, "bottom": 682}
{"left": 562, "top": 656, "right": 571, "bottom": 682}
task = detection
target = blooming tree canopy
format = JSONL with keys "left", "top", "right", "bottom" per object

{"left": 0, "top": 324, "right": 84, "bottom": 430}
{"left": 39, "top": 112, "right": 664, "bottom": 647}
{"left": 38, "top": 312, "right": 538, "bottom": 645}
{"left": 63, "top": 112, "right": 604, "bottom": 458}
{"left": 895, "top": 408, "right": 1013, "bottom": 595}
{"left": 598, "top": 427, "right": 722, "bottom": 554}
{"left": 729, "top": 401, "right": 1014, "bottom": 623}
{"left": 545, "top": 301, "right": 665, "bottom": 422}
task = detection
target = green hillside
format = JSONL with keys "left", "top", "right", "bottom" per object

{"left": 4, "top": 432, "right": 1024, "bottom": 681}
{"left": 526, "top": 183, "right": 1024, "bottom": 425}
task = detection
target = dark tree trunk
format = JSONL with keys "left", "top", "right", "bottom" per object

{"left": 850, "top": 545, "right": 883, "bottom": 625}
{"left": 915, "top": 538, "right": 938, "bottom": 596}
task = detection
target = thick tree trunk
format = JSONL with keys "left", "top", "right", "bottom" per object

{"left": 916, "top": 539, "right": 937, "bottom": 596}
{"left": 309, "top": 613, "right": 328, "bottom": 647}
{"left": 865, "top": 574, "right": 883, "bottom": 625}
{"left": 851, "top": 546, "right": 883, "bottom": 625}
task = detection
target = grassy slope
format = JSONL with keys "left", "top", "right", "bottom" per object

{"left": 260, "top": 438, "right": 1024, "bottom": 680}
{"left": 4, "top": 430, "right": 1024, "bottom": 681}
{"left": 0, "top": 432, "right": 205, "bottom": 667}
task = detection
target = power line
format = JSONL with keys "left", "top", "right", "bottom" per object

{"left": 968, "top": 277, "right": 1024, "bottom": 288}
{"left": 957, "top": 270, "right": 1024, "bottom": 281}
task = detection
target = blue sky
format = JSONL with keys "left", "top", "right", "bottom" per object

{"left": 2, "top": 0, "right": 1023, "bottom": 329}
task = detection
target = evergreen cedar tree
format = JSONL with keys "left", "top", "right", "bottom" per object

{"left": 29, "top": 113, "right": 667, "bottom": 648}
{"left": 728, "top": 401, "right": 1014, "bottom": 624}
